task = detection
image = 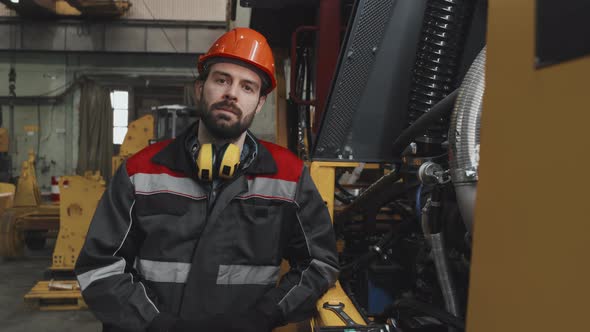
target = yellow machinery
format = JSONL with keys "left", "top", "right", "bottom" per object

{"left": 51, "top": 173, "right": 105, "bottom": 272}
{"left": 25, "top": 172, "right": 105, "bottom": 310}
{"left": 309, "top": 162, "right": 382, "bottom": 328}
{"left": 0, "top": 127, "right": 9, "bottom": 152}
{"left": 466, "top": 1, "right": 590, "bottom": 332}
{"left": 1, "top": 114, "right": 152, "bottom": 258}
{"left": 22, "top": 115, "right": 152, "bottom": 310}
{"left": 14, "top": 151, "right": 42, "bottom": 207}
{"left": 304, "top": 1, "right": 590, "bottom": 331}
{"left": 0, "top": 182, "right": 16, "bottom": 254}
{"left": 21, "top": 113, "right": 152, "bottom": 310}
{"left": 112, "top": 114, "right": 154, "bottom": 175}
{"left": 0, "top": 151, "right": 60, "bottom": 257}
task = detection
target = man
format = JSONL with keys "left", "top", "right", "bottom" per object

{"left": 75, "top": 27, "right": 339, "bottom": 332}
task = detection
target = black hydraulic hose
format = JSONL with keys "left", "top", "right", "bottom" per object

{"left": 341, "top": 251, "right": 376, "bottom": 272}
{"left": 335, "top": 181, "right": 356, "bottom": 200}
{"left": 304, "top": 48, "right": 314, "bottom": 150}
{"left": 341, "top": 280, "right": 370, "bottom": 325}
{"left": 334, "top": 192, "right": 354, "bottom": 205}
{"left": 340, "top": 229, "right": 396, "bottom": 272}
{"left": 341, "top": 219, "right": 416, "bottom": 272}
{"left": 335, "top": 172, "right": 404, "bottom": 223}
{"left": 391, "top": 298, "right": 465, "bottom": 330}
{"left": 392, "top": 89, "right": 458, "bottom": 157}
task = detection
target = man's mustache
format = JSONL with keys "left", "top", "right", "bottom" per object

{"left": 210, "top": 101, "right": 242, "bottom": 117}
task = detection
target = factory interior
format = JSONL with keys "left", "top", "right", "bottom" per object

{"left": 0, "top": 0, "right": 589, "bottom": 332}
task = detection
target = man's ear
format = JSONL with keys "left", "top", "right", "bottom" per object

{"left": 255, "top": 95, "right": 267, "bottom": 115}
{"left": 194, "top": 80, "right": 204, "bottom": 102}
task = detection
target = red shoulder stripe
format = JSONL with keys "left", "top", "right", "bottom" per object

{"left": 126, "top": 140, "right": 185, "bottom": 178}
{"left": 256, "top": 140, "right": 303, "bottom": 183}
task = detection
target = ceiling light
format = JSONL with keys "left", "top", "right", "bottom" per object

{"left": 10, "top": 0, "right": 19, "bottom": 4}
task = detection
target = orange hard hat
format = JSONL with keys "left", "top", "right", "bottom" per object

{"left": 198, "top": 28, "right": 276, "bottom": 94}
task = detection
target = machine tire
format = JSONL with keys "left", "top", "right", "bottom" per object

{"left": 24, "top": 230, "right": 47, "bottom": 250}
{"left": 0, "top": 211, "right": 24, "bottom": 258}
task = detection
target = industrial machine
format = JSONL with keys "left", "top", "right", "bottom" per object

{"left": 274, "top": 0, "right": 487, "bottom": 330}
{"left": 24, "top": 172, "right": 105, "bottom": 310}
{"left": 112, "top": 114, "right": 155, "bottom": 175}
{"left": 274, "top": 0, "right": 590, "bottom": 331}
{"left": 0, "top": 151, "right": 60, "bottom": 257}
{"left": 0, "top": 112, "right": 154, "bottom": 258}
{"left": 152, "top": 104, "right": 198, "bottom": 141}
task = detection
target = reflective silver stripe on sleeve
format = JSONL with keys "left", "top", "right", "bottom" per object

{"left": 309, "top": 258, "right": 339, "bottom": 286}
{"left": 278, "top": 259, "right": 339, "bottom": 306}
{"left": 78, "top": 259, "right": 126, "bottom": 291}
{"left": 130, "top": 173, "right": 206, "bottom": 200}
{"left": 137, "top": 259, "right": 191, "bottom": 283}
{"left": 237, "top": 178, "right": 297, "bottom": 202}
{"left": 217, "top": 265, "right": 280, "bottom": 285}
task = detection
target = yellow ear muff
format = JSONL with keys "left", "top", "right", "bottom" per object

{"left": 217, "top": 143, "right": 241, "bottom": 180}
{"left": 195, "top": 143, "right": 241, "bottom": 181}
{"left": 196, "top": 143, "right": 214, "bottom": 181}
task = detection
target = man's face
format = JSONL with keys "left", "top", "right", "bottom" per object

{"left": 195, "top": 62, "right": 267, "bottom": 140}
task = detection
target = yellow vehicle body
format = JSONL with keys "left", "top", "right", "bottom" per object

{"left": 25, "top": 173, "right": 105, "bottom": 310}
{"left": 112, "top": 114, "right": 154, "bottom": 176}
{"left": 467, "top": 1, "right": 590, "bottom": 331}
{"left": 0, "top": 152, "right": 60, "bottom": 258}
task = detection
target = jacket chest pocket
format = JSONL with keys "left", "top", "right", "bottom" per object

{"left": 232, "top": 201, "right": 284, "bottom": 264}
{"left": 135, "top": 194, "right": 192, "bottom": 217}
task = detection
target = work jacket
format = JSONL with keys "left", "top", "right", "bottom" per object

{"left": 74, "top": 126, "right": 339, "bottom": 332}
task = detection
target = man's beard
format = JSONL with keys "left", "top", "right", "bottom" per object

{"left": 198, "top": 97, "right": 256, "bottom": 141}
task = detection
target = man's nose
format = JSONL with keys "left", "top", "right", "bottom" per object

{"left": 223, "top": 83, "right": 239, "bottom": 102}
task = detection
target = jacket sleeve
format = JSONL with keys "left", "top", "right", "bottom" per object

{"left": 75, "top": 162, "right": 160, "bottom": 331}
{"left": 258, "top": 166, "right": 340, "bottom": 323}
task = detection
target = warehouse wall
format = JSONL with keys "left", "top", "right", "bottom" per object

{"left": 0, "top": 53, "right": 70, "bottom": 193}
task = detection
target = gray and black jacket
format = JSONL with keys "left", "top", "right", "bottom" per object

{"left": 74, "top": 127, "right": 339, "bottom": 331}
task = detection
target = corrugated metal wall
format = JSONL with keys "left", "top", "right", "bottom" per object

{"left": 125, "top": 0, "right": 227, "bottom": 22}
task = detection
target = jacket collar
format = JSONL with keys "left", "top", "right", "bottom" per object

{"left": 150, "top": 122, "right": 277, "bottom": 178}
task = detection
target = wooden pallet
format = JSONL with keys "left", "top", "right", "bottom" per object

{"left": 24, "top": 280, "right": 87, "bottom": 311}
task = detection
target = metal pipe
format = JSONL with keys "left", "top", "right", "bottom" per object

{"left": 421, "top": 192, "right": 460, "bottom": 326}
{"left": 290, "top": 25, "right": 318, "bottom": 106}
{"left": 8, "top": 65, "right": 16, "bottom": 158}
{"left": 430, "top": 233, "right": 460, "bottom": 319}
{"left": 448, "top": 47, "right": 486, "bottom": 233}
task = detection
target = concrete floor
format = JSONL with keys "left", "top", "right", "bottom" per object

{"left": 0, "top": 242, "right": 101, "bottom": 332}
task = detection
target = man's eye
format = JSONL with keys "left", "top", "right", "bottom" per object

{"left": 243, "top": 85, "right": 253, "bottom": 92}
{"left": 216, "top": 78, "right": 226, "bottom": 84}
